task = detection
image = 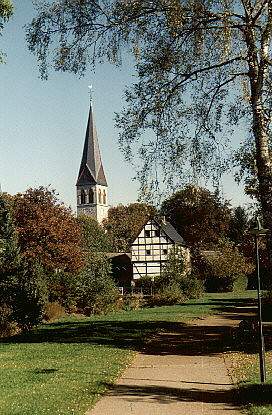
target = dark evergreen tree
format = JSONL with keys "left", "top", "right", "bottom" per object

{"left": 228, "top": 206, "right": 249, "bottom": 246}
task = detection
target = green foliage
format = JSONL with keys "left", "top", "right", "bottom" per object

{"left": 0, "top": 304, "right": 16, "bottom": 337}
{"left": 77, "top": 214, "right": 112, "bottom": 252}
{"left": 75, "top": 253, "right": 119, "bottom": 314}
{"left": 161, "top": 185, "right": 231, "bottom": 248}
{"left": 0, "top": 195, "right": 47, "bottom": 332}
{"left": 103, "top": 203, "right": 156, "bottom": 251}
{"left": 228, "top": 206, "right": 250, "bottom": 245}
{"left": 46, "top": 270, "right": 77, "bottom": 309}
{"left": 122, "top": 294, "right": 145, "bottom": 310}
{"left": 156, "top": 246, "right": 203, "bottom": 301}
{"left": 43, "top": 302, "right": 66, "bottom": 322}
{"left": 12, "top": 262, "right": 48, "bottom": 331}
{"left": 202, "top": 239, "right": 253, "bottom": 292}
{"left": 156, "top": 246, "right": 185, "bottom": 287}
{"left": 0, "top": 0, "right": 13, "bottom": 20}
{"left": 152, "top": 283, "right": 186, "bottom": 306}
{"left": 0, "top": 194, "right": 21, "bottom": 276}
{"left": 138, "top": 275, "right": 153, "bottom": 293}
{"left": 0, "top": 195, "right": 21, "bottom": 332}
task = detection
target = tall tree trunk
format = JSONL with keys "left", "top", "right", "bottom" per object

{"left": 252, "top": 107, "right": 272, "bottom": 234}
{"left": 244, "top": 2, "right": 272, "bottom": 258}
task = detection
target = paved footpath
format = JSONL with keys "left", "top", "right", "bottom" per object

{"left": 86, "top": 315, "right": 243, "bottom": 415}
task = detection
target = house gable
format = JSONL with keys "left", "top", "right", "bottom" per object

{"left": 131, "top": 219, "right": 183, "bottom": 279}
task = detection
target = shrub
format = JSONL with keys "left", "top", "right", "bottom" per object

{"left": 155, "top": 246, "right": 203, "bottom": 300}
{"left": 0, "top": 304, "right": 17, "bottom": 338}
{"left": 151, "top": 283, "right": 185, "bottom": 306}
{"left": 44, "top": 302, "right": 66, "bottom": 321}
{"left": 12, "top": 262, "right": 48, "bottom": 331}
{"left": 138, "top": 275, "right": 156, "bottom": 295}
{"left": 182, "top": 276, "right": 204, "bottom": 299}
{"left": 47, "top": 270, "right": 77, "bottom": 309}
{"left": 201, "top": 239, "right": 253, "bottom": 292}
{"left": 75, "top": 253, "right": 119, "bottom": 315}
{"left": 123, "top": 294, "right": 145, "bottom": 310}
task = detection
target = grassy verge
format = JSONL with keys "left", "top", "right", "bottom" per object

{"left": 0, "top": 291, "right": 257, "bottom": 414}
{"left": 227, "top": 351, "right": 272, "bottom": 415}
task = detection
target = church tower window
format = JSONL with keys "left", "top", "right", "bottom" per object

{"left": 103, "top": 190, "right": 106, "bottom": 205}
{"left": 98, "top": 189, "right": 102, "bottom": 204}
{"left": 89, "top": 188, "right": 94, "bottom": 204}
{"left": 80, "top": 189, "right": 86, "bottom": 204}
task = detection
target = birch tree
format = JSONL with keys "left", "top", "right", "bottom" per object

{"left": 26, "top": 0, "right": 272, "bottom": 237}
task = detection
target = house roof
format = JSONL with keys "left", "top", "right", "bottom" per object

{"left": 132, "top": 217, "right": 187, "bottom": 246}
{"left": 76, "top": 102, "right": 107, "bottom": 187}
{"left": 106, "top": 252, "right": 132, "bottom": 259}
{"left": 161, "top": 221, "right": 187, "bottom": 245}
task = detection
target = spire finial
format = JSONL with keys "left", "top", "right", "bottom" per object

{"left": 88, "top": 84, "right": 93, "bottom": 104}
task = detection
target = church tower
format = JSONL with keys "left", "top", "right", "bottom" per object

{"left": 76, "top": 99, "right": 109, "bottom": 223}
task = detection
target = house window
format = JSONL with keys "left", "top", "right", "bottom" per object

{"left": 154, "top": 229, "right": 160, "bottom": 237}
{"left": 89, "top": 188, "right": 94, "bottom": 204}
{"left": 145, "top": 230, "right": 151, "bottom": 237}
{"left": 80, "top": 189, "right": 86, "bottom": 204}
{"left": 146, "top": 249, "right": 151, "bottom": 255}
{"left": 163, "top": 249, "right": 168, "bottom": 255}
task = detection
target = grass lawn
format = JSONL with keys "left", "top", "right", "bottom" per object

{"left": 0, "top": 291, "right": 258, "bottom": 414}
{"left": 228, "top": 348, "right": 272, "bottom": 415}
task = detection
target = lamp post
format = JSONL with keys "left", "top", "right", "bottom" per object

{"left": 151, "top": 275, "right": 155, "bottom": 296}
{"left": 131, "top": 280, "right": 135, "bottom": 295}
{"left": 250, "top": 217, "right": 269, "bottom": 383}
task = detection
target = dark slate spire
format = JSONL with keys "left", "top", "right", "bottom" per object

{"left": 76, "top": 102, "right": 107, "bottom": 187}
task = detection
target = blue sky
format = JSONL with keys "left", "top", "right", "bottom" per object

{"left": 0, "top": 0, "right": 251, "bottom": 212}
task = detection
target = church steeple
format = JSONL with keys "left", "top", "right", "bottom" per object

{"left": 76, "top": 98, "right": 109, "bottom": 223}
{"left": 76, "top": 102, "right": 107, "bottom": 187}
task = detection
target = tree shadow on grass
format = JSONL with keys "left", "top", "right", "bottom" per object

{"left": 238, "top": 384, "right": 272, "bottom": 406}
{"left": 2, "top": 295, "right": 271, "bottom": 355}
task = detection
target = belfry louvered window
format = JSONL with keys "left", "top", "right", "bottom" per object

{"left": 89, "top": 188, "right": 94, "bottom": 204}
{"left": 80, "top": 189, "right": 86, "bottom": 204}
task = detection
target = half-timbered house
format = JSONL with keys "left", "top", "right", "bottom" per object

{"left": 131, "top": 218, "right": 190, "bottom": 280}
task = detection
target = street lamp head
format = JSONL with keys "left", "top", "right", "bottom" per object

{"left": 250, "top": 216, "right": 269, "bottom": 236}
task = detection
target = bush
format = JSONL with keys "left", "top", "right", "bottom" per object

{"left": 44, "top": 302, "right": 66, "bottom": 321}
{"left": 155, "top": 246, "right": 203, "bottom": 300}
{"left": 151, "top": 283, "right": 185, "bottom": 306}
{"left": 47, "top": 271, "right": 77, "bottom": 309}
{"left": 182, "top": 276, "right": 204, "bottom": 299}
{"left": 122, "top": 294, "right": 145, "bottom": 310}
{"left": 75, "top": 253, "right": 120, "bottom": 315}
{"left": 0, "top": 304, "right": 17, "bottom": 338}
{"left": 12, "top": 262, "right": 48, "bottom": 331}
{"left": 201, "top": 239, "right": 253, "bottom": 292}
{"left": 138, "top": 275, "right": 153, "bottom": 293}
